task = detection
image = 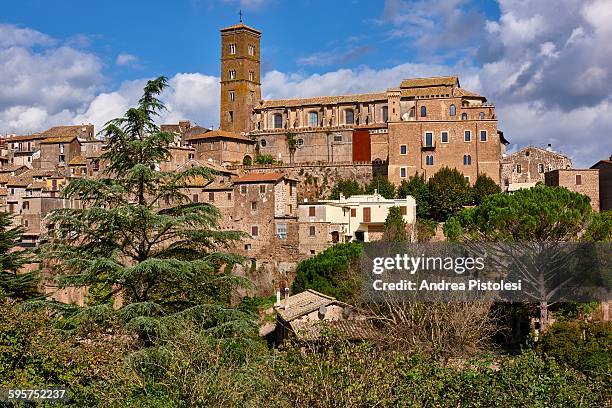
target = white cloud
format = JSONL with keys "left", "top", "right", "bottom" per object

{"left": 116, "top": 53, "right": 139, "bottom": 67}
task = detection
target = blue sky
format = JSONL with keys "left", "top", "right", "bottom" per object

{"left": 1, "top": 0, "right": 611, "bottom": 166}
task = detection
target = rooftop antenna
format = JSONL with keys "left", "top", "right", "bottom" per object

{"left": 239, "top": 9, "right": 243, "bottom": 23}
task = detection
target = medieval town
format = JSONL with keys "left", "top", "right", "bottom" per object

{"left": 0, "top": 16, "right": 611, "bottom": 407}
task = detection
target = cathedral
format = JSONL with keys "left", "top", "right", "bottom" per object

{"left": 217, "top": 22, "right": 508, "bottom": 185}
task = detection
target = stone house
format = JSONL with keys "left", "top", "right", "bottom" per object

{"left": 39, "top": 136, "right": 82, "bottom": 169}
{"left": 590, "top": 157, "right": 612, "bottom": 212}
{"left": 273, "top": 289, "right": 373, "bottom": 343}
{"left": 501, "top": 145, "right": 572, "bottom": 191}
{"left": 230, "top": 172, "right": 299, "bottom": 259}
{"left": 185, "top": 129, "right": 255, "bottom": 166}
{"left": 297, "top": 192, "right": 417, "bottom": 255}
{"left": 545, "top": 169, "right": 600, "bottom": 212}
{"left": 3, "top": 133, "right": 47, "bottom": 167}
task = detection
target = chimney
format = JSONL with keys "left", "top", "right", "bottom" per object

{"left": 275, "top": 288, "right": 281, "bottom": 307}
{"left": 283, "top": 287, "right": 290, "bottom": 310}
{"left": 546, "top": 143, "right": 552, "bottom": 152}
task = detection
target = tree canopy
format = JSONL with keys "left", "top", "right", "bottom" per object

{"left": 0, "top": 211, "right": 38, "bottom": 300}
{"left": 366, "top": 175, "right": 396, "bottom": 199}
{"left": 428, "top": 167, "right": 472, "bottom": 221}
{"left": 383, "top": 206, "right": 408, "bottom": 242}
{"left": 328, "top": 179, "right": 364, "bottom": 200}
{"left": 41, "top": 77, "right": 251, "bottom": 340}
{"left": 397, "top": 173, "right": 430, "bottom": 219}
{"left": 473, "top": 174, "right": 501, "bottom": 205}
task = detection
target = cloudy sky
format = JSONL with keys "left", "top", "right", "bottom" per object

{"left": 1, "top": 0, "right": 611, "bottom": 166}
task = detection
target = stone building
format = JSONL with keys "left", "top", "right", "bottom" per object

{"left": 219, "top": 23, "right": 261, "bottom": 134}
{"left": 39, "top": 135, "right": 83, "bottom": 169}
{"left": 501, "top": 145, "right": 572, "bottom": 191}
{"left": 544, "top": 169, "right": 600, "bottom": 212}
{"left": 185, "top": 129, "right": 255, "bottom": 165}
{"left": 217, "top": 22, "right": 508, "bottom": 185}
{"left": 590, "top": 157, "right": 612, "bottom": 212}
{"left": 297, "top": 192, "right": 417, "bottom": 255}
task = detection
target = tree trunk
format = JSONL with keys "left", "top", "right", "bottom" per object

{"left": 539, "top": 301, "right": 549, "bottom": 334}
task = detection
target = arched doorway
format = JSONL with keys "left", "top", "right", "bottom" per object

{"left": 243, "top": 155, "right": 252, "bottom": 165}
{"left": 331, "top": 231, "right": 339, "bottom": 243}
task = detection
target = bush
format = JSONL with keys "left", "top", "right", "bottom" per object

{"left": 416, "top": 218, "right": 438, "bottom": 242}
{"left": 291, "top": 242, "right": 362, "bottom": 303}
{"left": 427, "top": 167, "right": 472, "bottom": 221}
{"left": 255, "top": 154, "right": 276, "bottom": 164}
{"left": 539, "top": 320, "right": 611, "bottom": 375}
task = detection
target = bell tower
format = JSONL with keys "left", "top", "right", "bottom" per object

{"left": 219, "top": 21, "right": 261, "bottom": 134}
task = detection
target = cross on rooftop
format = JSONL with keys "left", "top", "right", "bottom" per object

{"left": 239, "top": 10, "right": 243, "bottom": 23}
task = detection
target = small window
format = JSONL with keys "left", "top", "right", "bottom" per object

{"left": 441, "top": 131, "right": 449, "bottom": 143}
{"left": 516, "top": 164, "right": 522, "bottom": 173}
{"left": 59, "top": 155, "right": 65, "bottom": 163}
{"left": 209, "top": 192, "right": 214, "bottom": 201}
{"left": 479, "top": 112, "right": 485, "bottom": 120}
{"left": 525, "top": 151, "right": 530, "bottom": 157}
{"left": 192, "top": 194, "right": 199, "bottom": 203}
{"left": 420, "top": 106, "right": 427, "bottom": 117}
{"left": 400, "top": 206, "right": 407, "bottom": 215}
{"left": 465, "top": 176, "right": 470, "bottom": 183}
{"left": 248, "top": 44, "right": 255, "bottom": 56}
{"left": 259, "top": 185, "right": 266, "bottom": 194}
{"left": 277, "top": 224, "right": 287, "bottom": 240}
{"left": 251, "top": 201, "right": 257, "bottom": 211}
{"left": 538, "top": 164, "right": 544, "bottom": 173}
{"left": 382, "top": 106, "right": 388, "bottom": 122}
{"left": 229, "top": 90, "right": 235, "bottom": 101}
{"left": 450, "top": 104, "right": 456, "bottom": 116}
{"left": 296, "top": 138, "right": 304, "bottom": 147}
{"left": 463, "top": 154, "right": 472, "bottom": 165}
{"left": 345, "top": 109, "right": 354, "bottom": 124}
{"left": 227, "top": 193, "right": 232, "bottom": 200}
{"left": 400, "top": 145, "right": 407, "bottom": 155}
{"left": 229, "top": 70, "right": 236, "bottom": 80}
{"left": 228, "top": 111, "right": 233, "bottom": 122}
{"left": 333, "top": 135, "right": 342, "bottom": 142}
{"left": 309, "top": 226, "right": 316, "bottom": 237}
{"left": 251, "top": 226, "right": 259, "bottom": 237}
{"left": 273, "top": 114, "right": 282, "bottom": 129}
{"left": 400, "top": 167, "right": 407, "bottom": 178}
{"left": 229, "top": 43, "right": 236, "bottom": 54}
{"left": 480, "top": 130, "right": 487, "bottom": 142}
{"left": 425, "top": 132, "right": 433, "bottom": 147}
{"left": 309, "top": 206, "right": 316, "bottom": 216}
{"left": 245, "top": 244, "right": 252, "bottom": 251}
{"left": 350, "top": 208, "right": 356, "bottom": 217}
{"left": 24, "top": 220, "right": 28, "bottom": 228}
{"left": 241, "top": 185, "right": 247, "bottom": 194}
{"left": 249, "top": 70, "right": 254, "bottom": 81}
{"left": 575, "top": 174, "right": 582, "bottom": 185}
{"left": 464, "top": 130, "right": 471, "bottom": 142}
{"left": 308, "top": 112, "right": 318, "bottom": 127}
{"left": 461, "top": 113, "right": 468, "bottom": 120}
{"left": 23, "top": 201, "right": 29, "bottom": 210}
{"left": 426, "top": 155, "right": 434, "bottom": 166}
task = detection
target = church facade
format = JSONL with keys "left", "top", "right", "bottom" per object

{"left": 218, "top": 22, "right": 508, "bottom": 185}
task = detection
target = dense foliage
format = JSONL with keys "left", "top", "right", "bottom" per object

{"left": 0, "top": 211, "right": 38, "bottom": 299}
{"left": 291, "top": 242, "right": 362, "bottom": 303}
{"left": 472, "top": 173, "right": 501, "bottom": 205}
{"left": 255, "top": 154, "right": 276, "bottom": 164}
{"left": 365, "top": 175, "right": 396, "bottom": 199}
{"left": 397, "top": 173, "right": 430, "bottom": 218}
{"left": 328, "top": 179, "right": 365, "bottom": 199}
{"left": 582, "top": 210, "right": 612, "bottom": 242}
{"left": 383, "top": 206, "right": 408, "bottom": 242}
{"left": 428, "top": 167, "right": 473, "bottom": 221}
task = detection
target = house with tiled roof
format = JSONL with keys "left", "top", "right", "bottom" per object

{"left": 185, "top": 129, "right": 255, "bottom": 166}
{"left": 39, "top": 133, "right": 82, "bottom": 169}
{"left": 273, "top": 289, "right": 373, "bottom": 343}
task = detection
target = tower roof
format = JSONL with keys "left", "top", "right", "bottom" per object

{"left": 220, "top": 23, "right": 261, "bottom": 35}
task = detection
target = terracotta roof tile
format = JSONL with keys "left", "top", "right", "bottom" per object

{"left": 3, "top": 134, "right": 48, "bottom": 142}
{"left": 233, "top": 172, "right": 285, "bottom": 183}
{"left": 186, "top": 129, "right": 253, "bottom": 142}
{"left": 259, "top": 92, "right": 387, "bottom": 109}
{"left": 220, "top": 23, "right": 261, "bottom": 34}
{"left": 6, "top": 177, "right": 31, "bottom": 187}
{"left": 41, "top": 125, "right": 93, "bottom": 139}
{"left": 400, "top": 76, "right": 458, "bottom": 88}
{"left": 68, "top": 155, "right": 87, "bottom": 165}
{"left": 40, "top": 135, "right": 78, "bottom": 144}
{"left": 453, "top": 87, "right": 485, "bottom": 99}
{"left": 275, "top": 289, "right": 338, "bottom": 322}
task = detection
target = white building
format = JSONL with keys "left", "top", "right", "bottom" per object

{"left": 297, "top": 192, "right": 417, "bottom": 255}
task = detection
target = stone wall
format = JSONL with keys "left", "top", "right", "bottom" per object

{"left": 545, "top": 169, "right": 600, "bottom": 212}
{"left": 228, "top": 162, "right": 387, "bottom": 201}
{"left": 501, "top": 146, "right": 572, "bottom": 187}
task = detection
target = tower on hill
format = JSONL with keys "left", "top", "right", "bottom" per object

{"left": 219, "top": 22, "right": 261, "bottom": 134}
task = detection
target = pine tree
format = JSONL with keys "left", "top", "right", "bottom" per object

{"left": 383, "top": 206, "right": 408, "bottom": 242}
{"left": 473, "top": 174, "right": 501, "bottom": 205}
{"left": 0, "top": 211, "right": 38, "bottom": 299}
{"left": 41, "top": 77, "right": 252, "bottom": 341}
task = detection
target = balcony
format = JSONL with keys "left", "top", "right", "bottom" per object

{"left": 421, "top": 140, "right": 436, "bottom": 151}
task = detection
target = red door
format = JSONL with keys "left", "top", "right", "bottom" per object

{"left": 352, "top": 130, "right": 371, "bottom": 162}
